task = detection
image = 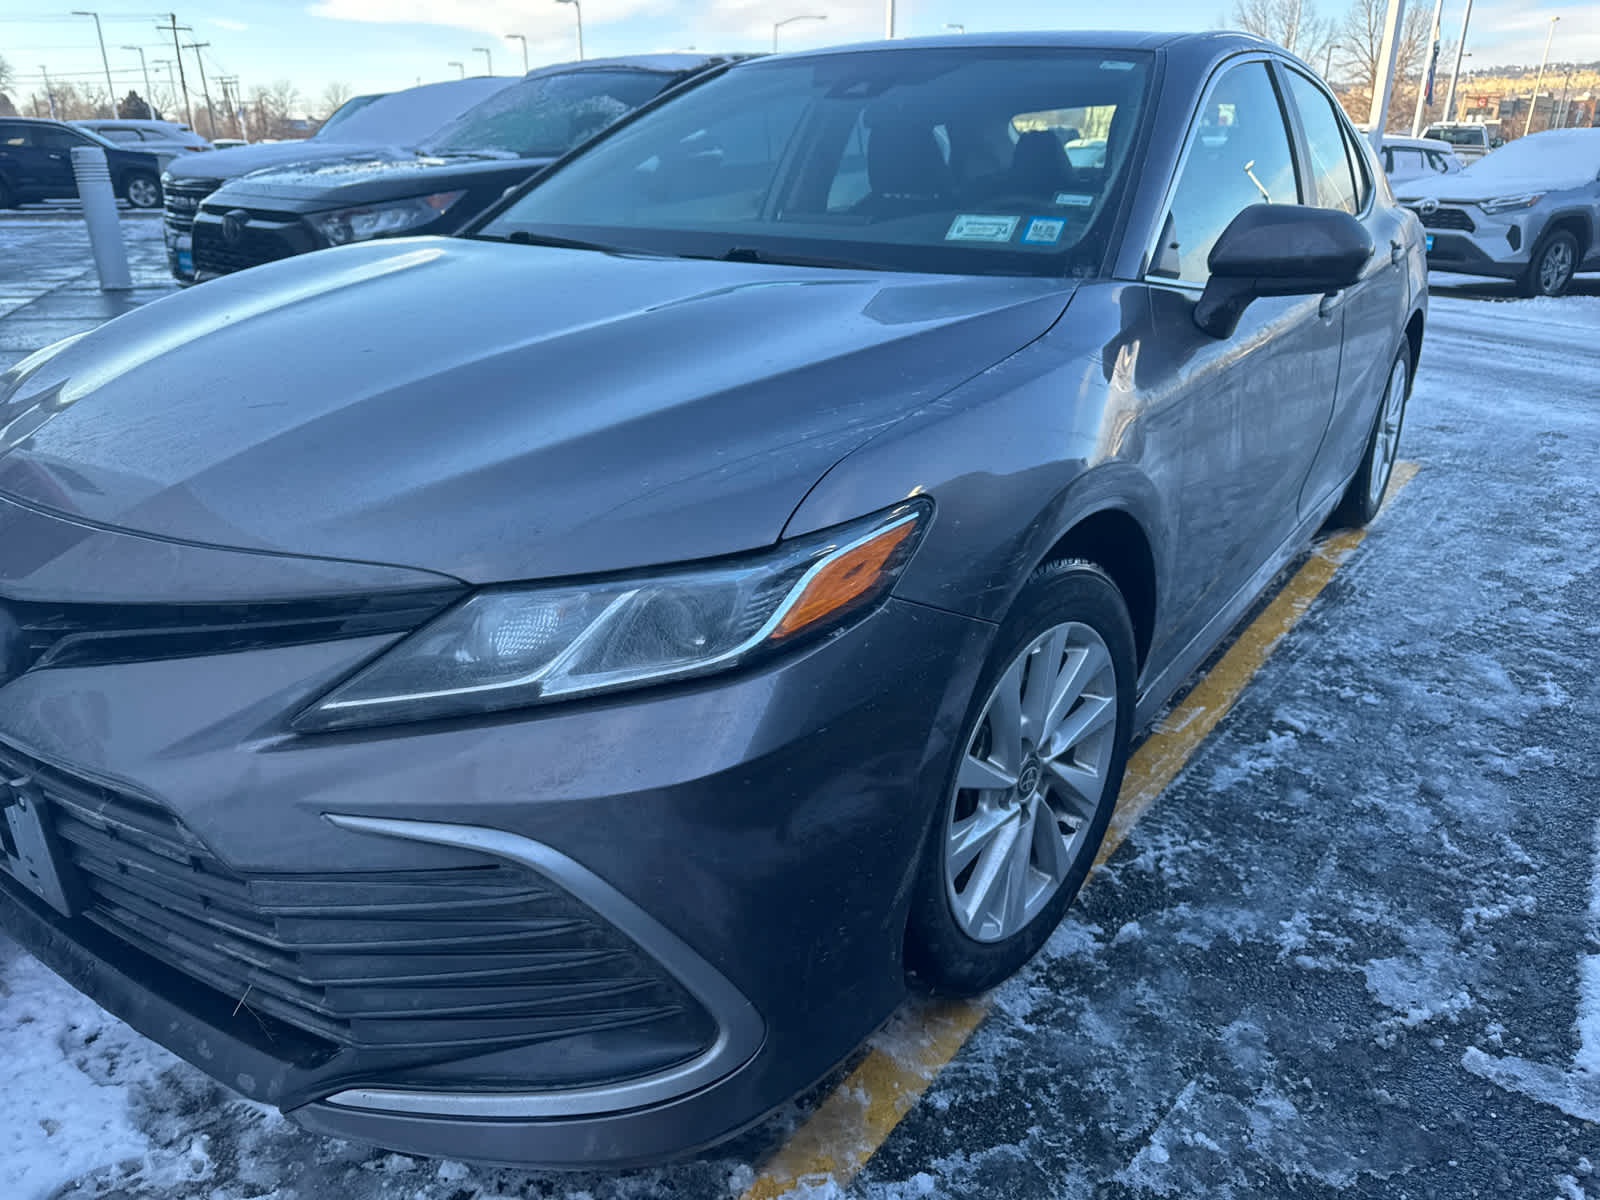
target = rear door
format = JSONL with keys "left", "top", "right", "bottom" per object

{"left": 1277, "top": 66, "right": 1411, "bottom": 517}
{"left": 1140, "top": 57, "right": 1344, "bottom": 640}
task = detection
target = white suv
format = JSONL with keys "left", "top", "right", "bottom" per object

{"left": 1397, "top": 128, "right": 1600, "bottom": 296}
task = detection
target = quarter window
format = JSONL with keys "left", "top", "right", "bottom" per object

{"left": 1150, "top": 61, "right": 1299, "bottom": 284}
{"left": 1283, "top": 70, "right": 1359, "bottom": 213}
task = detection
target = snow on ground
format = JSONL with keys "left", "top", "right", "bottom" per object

{"left": 1, "top": 226, "right": 1599, "bottom": 1197}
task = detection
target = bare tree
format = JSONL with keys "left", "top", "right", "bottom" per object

{"left": 1231, "top": 0, "right": 1335, "bottom": 68}
{"left": 0, "top": 53, "right": 14, "bottom": 93}
{"left": 246, "top": 80, "right": 306, "bottom": 141}
{"left": 1339, "top": 0, "right": 1433, "bottom": 124}
{"left": 319, "top": 80, "right": 353, "bottom": 119}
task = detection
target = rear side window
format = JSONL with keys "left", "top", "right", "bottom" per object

{"left": 1283, "top": 70, "right": 1359, "bottom": 213}
{"left": 1150, "top": 61, "right": 1299, "bottom": 284}
{"left": 0, "top": 124, "right": 32, "bottom": 147}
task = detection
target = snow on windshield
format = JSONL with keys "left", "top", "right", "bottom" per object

{"left": 1461, "top": 130, "right": 1600, "bottom": 189}
{"left": 319, "top": 77, "right": 517, "bottom": 146}
{"left": 424, "top": 70, "right": 671, "bottom": 158}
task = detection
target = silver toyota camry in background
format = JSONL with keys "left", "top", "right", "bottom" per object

{"left": 0, "top": 31, "right": 1425, "bottom": 1168}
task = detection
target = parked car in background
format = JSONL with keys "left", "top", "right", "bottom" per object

{"left": 1380, "top": 134, "right": 1462, "bottom": 183}
{"left": 0, "top": 31, "right": 1425, "bottom": 1168}
{"left": 74, "top": 118, "right": 212, "bottom": 172}
{"left": 162, "top": 77, "right": 514, "bottom": 280}
{"left": 0, "top": 117, "right": 164, "bottom": 208}
{"left": 1397, "top": 127, "right": 1600, "bottom": 296}
{"left": 1423, "top": 121, "right": 1503, "bottom": 161}
{"left": 211, "top": 138, "right": 248, "bottom": 150}
{"left": 186, "top": 56, "right": 745, "bottom": 280}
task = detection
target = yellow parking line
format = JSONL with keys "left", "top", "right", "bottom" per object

{"left": 739, "top": 463, "right": 1418, "bottom": 1200}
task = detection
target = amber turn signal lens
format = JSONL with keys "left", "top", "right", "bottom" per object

{"left": 771, "top": 518, "right": 919, "bottom": 641}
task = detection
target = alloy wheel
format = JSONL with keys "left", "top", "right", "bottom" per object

{"left": 1540, "top": 240, "right": 1575, "bottom": 295}
{"left": 1366, "top": 355, "right": 1408, "bottom": 511}
{"left": 944, "top": 620, "right": 1119, "bottom": 943}
{"left": 126, "top": 177, "right": 160, "bottom": 209}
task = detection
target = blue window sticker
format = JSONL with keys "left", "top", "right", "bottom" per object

{"left": 1022, "top": 217, "right": 1066, "bottom": 245}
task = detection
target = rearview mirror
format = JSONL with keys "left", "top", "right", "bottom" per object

{"left": 1193, "top": 205, "right": 1375, "bottom": 338}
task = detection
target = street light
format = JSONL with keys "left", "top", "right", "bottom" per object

{"left": 1525, "top": 15, "right": 1559, "bottom": 137}
{"left": 556, "top": 0, "right": 584, "bottom": 61}
{"left": 773, "top": 14, "right": 827, "bottom": 52}
{"left": 448, "top": 60, "right": 465, "bottom": 78}
{"left": 1323, "top": 41, "right": 1340, "bottom": 81}
{"left": 945, "top": 23, "right": 965, "bottom": 34}
{"left": 506, "top": 33, "right": 529, "bottom": 74}
{"left": 71, "top": 11, "right": 118, "bottom": 117}
{"left": 121, "top": 44, "right": 154, "bottom": 114}
{"left": 473, "top": 46, "right": 493, "bottom": 75}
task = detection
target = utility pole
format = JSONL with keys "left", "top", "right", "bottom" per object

{"left": 40, "top": 65, "right": 58, "bottom": 118}
{"left": 1410, "top": 0, "right": 1445, "bottom": 137}
{"left": 1367, "top": 0, "right": 1408, "bottom": 153}
{"left": 158, "top": 14, "right": 194, "bottom": 129}
{"left": 1556, "top": 65, "right": 1574, "bottom": 131}
{"left": 183, "top": 40, "right": 216, "bottom": 136}
{"left": 507, "top": 33, "right": 529, "bottom": 73}
{"left": 121, "top": 45, "right": 155, "bottom": 116}
{"left": 219, "top": 76, "right": 244, "bottom": 139}
{"left": 71, "top": 12, "right": 119, "bottom": 116}
{"left": 1525, "top": 16, "right": 1559, "bottom": 137}
{"left": 1440, "top": 0, "right": 1473, "bottom": 128}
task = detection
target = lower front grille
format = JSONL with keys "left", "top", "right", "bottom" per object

{"left": 0, "top": 742, "right": 717, "bottom": 1075}
{"left": 1415, "top": 206, "right": 1476, "bottom": 232}
{"left": 192, "top": 217, "right": 302, "bottom": 276}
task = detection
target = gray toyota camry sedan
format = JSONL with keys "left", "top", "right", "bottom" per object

{"left": 0, "top": 31, "right": 1424, "bottom": 1168}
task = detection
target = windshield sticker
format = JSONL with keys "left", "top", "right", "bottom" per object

{"left": 1053, "top": 192, "right": 1094, "bottom": 208}
{"left": 946, "top": 214, "right": 1020, "bottom": 243}
{"left": 1022, "top": 217, "right": 1066, "bottom": 245}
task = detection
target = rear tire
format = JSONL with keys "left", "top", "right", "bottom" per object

{"left": 1517, "top": 228, "right": 1579, "bottom": 298}
{"left": 123, "top": 171, "right": 162, "bottom": 210}
{"left": 906, "top": 560, "right": 1136, "bottom": 997}
{"left": 1333, "top": 341, "right": 1411, "bottom": 528}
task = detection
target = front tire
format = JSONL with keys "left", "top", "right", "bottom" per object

{"left": 1518, "top": 228, "right": 1579, "bottom": 298}
{"left": 1333, "top": 341, "right": 1411, "bottom": 528}
{"left": 122, "top": 171, "right": 162, "bottom": 210}
{"left": 906, "top": 560, "right": 1136, "bottom": 996}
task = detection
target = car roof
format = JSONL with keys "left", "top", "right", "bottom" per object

{"left": 520, "top": 52, "right": 752, "bottom": 79}
{"left": 766, "top": 29, "right": 1274, "bottom": 57}
{"left": 1383, "top": 135, "right": 1452, "bottom": 150}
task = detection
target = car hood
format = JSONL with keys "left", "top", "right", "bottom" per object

{"left": 0, "top": 238, "right": 1073, "bottom": 584}
{"left": 163, "top": 140, "right": 415, "bottom": 185}
{"left": 1400, "top": 156, "right": 1598, "bottom": 200}
{"left": 212, "top": 152, "right": 554, "bottom": 210}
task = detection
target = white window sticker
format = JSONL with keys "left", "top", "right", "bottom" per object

{"left": 946, "top": 214, "right": 1020, "bottom": 243}
{"left": 1022, "top": 217, "right": 1066, "bottom": 245}
{"left": 1053, "top": 192, "right": 1094, "bottom": 208}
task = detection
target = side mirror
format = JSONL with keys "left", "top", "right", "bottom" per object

{"left": 1194, "top": 204, "right": 1375, "bottom": 338}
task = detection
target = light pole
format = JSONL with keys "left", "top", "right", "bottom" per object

{"left": 473, "top": 46, "right": 493, "bottom": 75}
{"left": 1440, "top": 0, "right": 1473, "bottom": 127}
{"left": 1410, "top": 0, "right": 1445, "bottom": 137}
{"left": 507, "top": 33, "right": 529, "bottom": 73}
{"left": 448, "top": 60, "right": 465, "bottom": 78}
{"left": 945, "top": 23, "right": 965, "bottom": 33}
{"left": 773, "top": 14, "right": 827, "bottom": 52}
{"left": 72, "top": 11, "right": 119, "bottom": 117}
{"left": 1323, "top": 41, "right": 1340, "bottom": 80}
{"left": 152, "top": 58, "right": 178, "bottom": 118}
{"left": 40, "top": 65, "right": 58, "bottom": 118}
{"left": 885, "top": 0, "right": 895, "bottom": 38}
{"left": 121, "top": 45, "right": 155, "bottom": 115}
{"left": 1524, "top": 15, "right": 1559, "bottom": 137}
{"left": 556, "top": 0, "right": 584, "bottom": 61}
{"left": 1366, "top": 0, "right": 1408, "bottom": 153}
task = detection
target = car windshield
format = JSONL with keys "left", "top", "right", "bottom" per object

{"left": 1426, "top": 126, "right": 1484, "bottom": 147}
{"left": 316, "top": 93, "right": 386, "bottom": 137}
{"left": 478, "top": 48, "right": 1154, "bottom": 277}
{"left": 316, "top": 78, "right": 511, "bottom": 146}
{"left": 423, "top": 69, "right": 678, "bottom": 158}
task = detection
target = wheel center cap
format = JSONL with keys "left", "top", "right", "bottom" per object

{"left": 1016, "top": 757, "right": 1042, "bottom": 799}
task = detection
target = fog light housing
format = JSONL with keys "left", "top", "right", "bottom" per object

{"left": 1507, "top": 225, "right": 1521, "bottom": 251}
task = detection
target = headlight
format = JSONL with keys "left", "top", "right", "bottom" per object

{"left": 1479, "top": 193, "right": 1544, "bottom": 214}
{"left": 294, "top": 502, "right": 931, "bottom": 731}
{"left": 307, "top": 190, "right": 465, "bottom": 246}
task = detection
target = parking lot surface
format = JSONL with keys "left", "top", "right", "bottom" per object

{"left": 2, "top": 213, "right": 1598, "bottom": 1199}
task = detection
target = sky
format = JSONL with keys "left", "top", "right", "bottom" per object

{"left": 3, "top": 0, "right": 1599, "bottom": 118}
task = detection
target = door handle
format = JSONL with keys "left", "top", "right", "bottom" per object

{"left": 1390, "top": 239, "right": 1404, "bottom": 264}
{"left": 1319, "top": 290, "right": 1343, "bottom": 319}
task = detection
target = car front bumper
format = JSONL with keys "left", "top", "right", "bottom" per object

{"left": 0, "top": 503, "right": 994, "bottom": 1167}
{"left": 1412, "top": 203, "right": 1532, "bottom": 280}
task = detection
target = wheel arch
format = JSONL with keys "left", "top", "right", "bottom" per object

{"left": 1036, "top": 505, "right": 1158, "bottom": 672}
{"left": 1543, "top": 210, "right": 1593, "bottom": 258}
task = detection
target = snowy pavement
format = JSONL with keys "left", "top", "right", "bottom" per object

{"left": 2, "top": 218, "right": 1600, "bottom": 1197}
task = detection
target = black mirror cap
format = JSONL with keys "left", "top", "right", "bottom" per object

{"left": 1194, "top": 204, "right": 1375, "bottom": 338}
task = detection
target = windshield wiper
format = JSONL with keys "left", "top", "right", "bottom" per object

{"left": 705, "top": 246, "right": 879, "bottom": 271}
{"left": 475, "top": 230, "right": 626, "bottom": 254}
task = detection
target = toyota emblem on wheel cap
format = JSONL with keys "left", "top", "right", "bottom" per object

{"left": 222, "top": 209, "right": 249, "bottom": 243}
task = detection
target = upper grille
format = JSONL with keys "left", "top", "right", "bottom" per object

{"left": 0, "top": 742, "right": 716, "bottom": 1072}
{"left": 1414, "top": 206, "right": 1475, "bottom": 232}
{"left": 192, "top": 211, "right": 301, "bottom": 276}
{"left": 163, "top": 177, "right": 221, "bottom": 236}
{"left": 0, "top": 588, "right": 459, "bottom": 676}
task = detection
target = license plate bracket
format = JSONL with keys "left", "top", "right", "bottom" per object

{"left": 1, "top": 778, "right": 76, "bottom": 917}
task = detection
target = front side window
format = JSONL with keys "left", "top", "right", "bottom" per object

{"left": 481, "top": 49, "right": 1155, "bottom": 278}
{"left": 425, "top": 70, "right": 678, "bottom": 159}
{"left": 38, "top": 127, "right": 94, "bottom": 150}
{"left": 1389, "top": 147, "right": 1423, "bottom": 174}
{"left": 1149, "top": 61, "right": 1299, "bottom": 284}
{"left": 1283, "top": 70, "right": 1359, "bottom": 213}
{"left": 0, "top": 124, "right": 31, "bottom": 147}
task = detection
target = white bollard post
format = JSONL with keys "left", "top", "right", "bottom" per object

{"left": 70, "top": 146, "right": 133, "bottom": 292}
